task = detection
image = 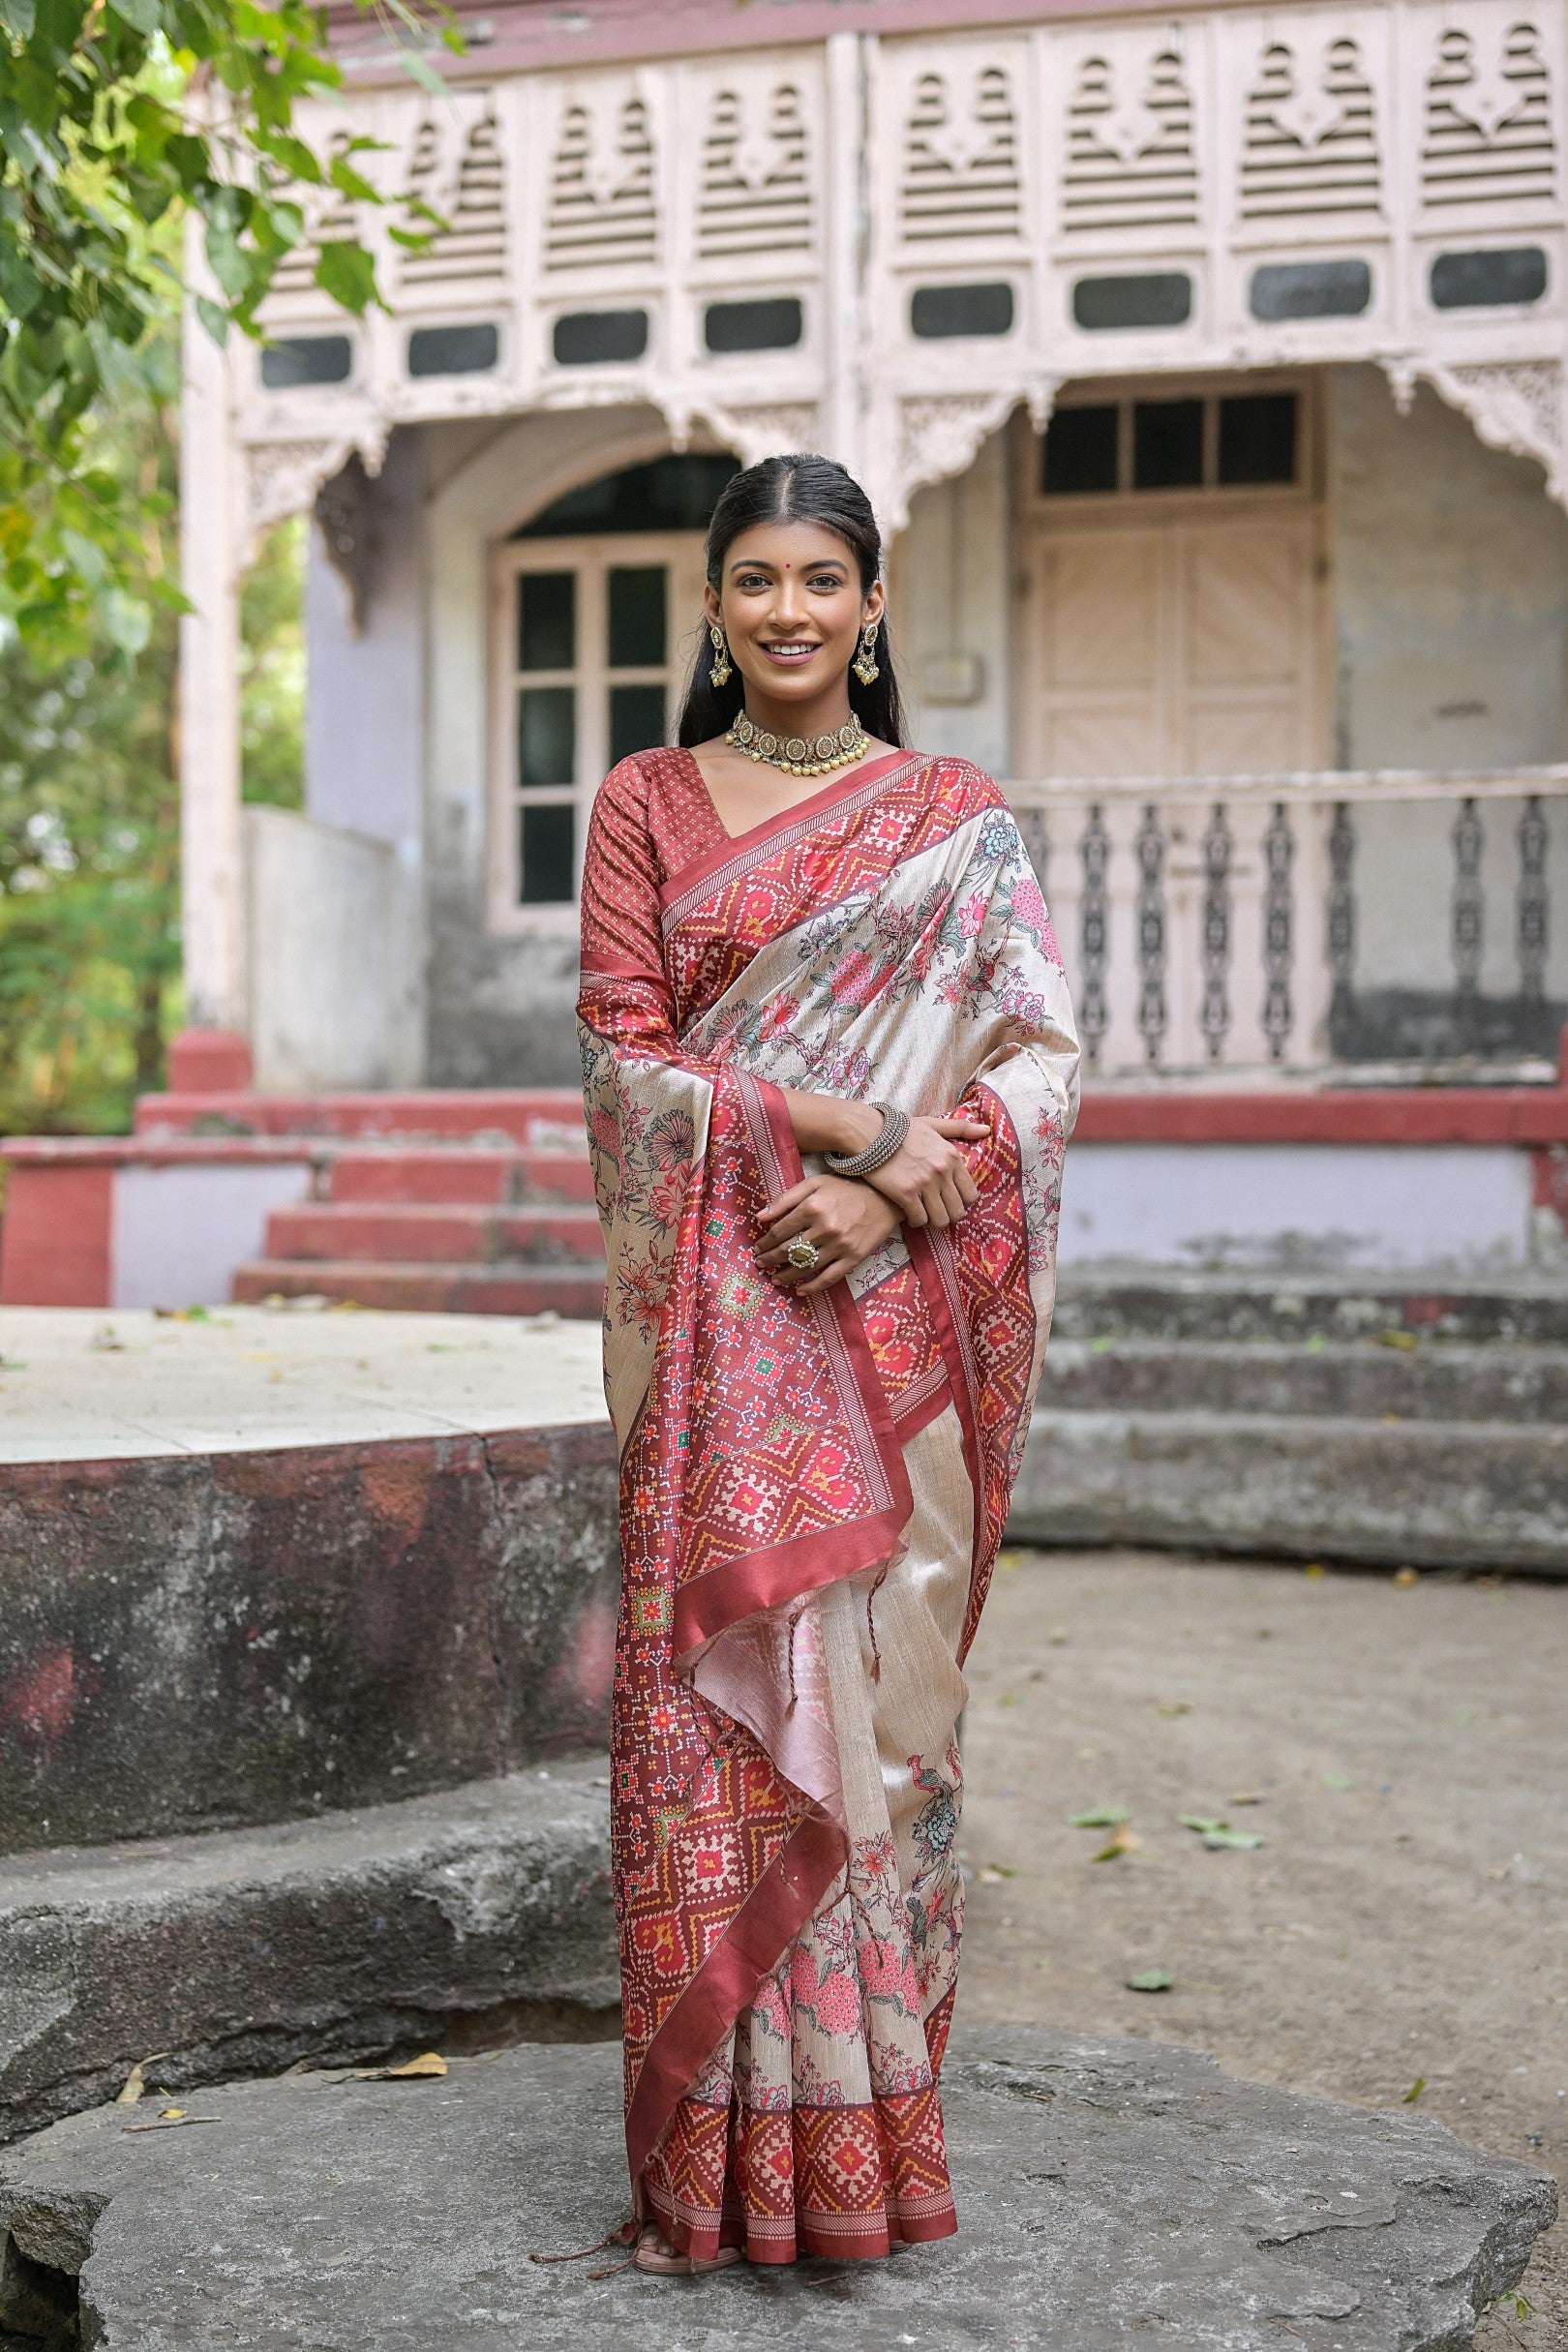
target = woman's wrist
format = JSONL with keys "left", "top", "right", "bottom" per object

{"left": 829, "top": 1100, "right": 884, "bottom": 1159}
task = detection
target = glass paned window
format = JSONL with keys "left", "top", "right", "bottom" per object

{"left": 519, "top": 686, "right": 575, "bottom": 786}
{"left": 609, "top": 683, "right": 666, "bottom": 767}
{"left": 519, "top": 573, "right": 575, "bottom": 671}
{"left": 519, "top": 803, "right": 576, "bottom": 904}
{"left": 1218, "top": 393, "right": 1298, "bottom": 485}
{"left": 1043, "top": 406, "right": 1119, "bottom": 495}
{"left": 609, "top": 567, "right": 666, "bottom": 668}
{"left": 1133, "top": 399, "right": 1204, "bottom": 490}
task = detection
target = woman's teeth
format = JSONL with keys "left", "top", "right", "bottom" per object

{"left": 766, "top": 644, "right": 817, "bottom": 660}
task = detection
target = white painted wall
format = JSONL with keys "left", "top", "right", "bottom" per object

{"left": 246, "top": 806, "right": 420, "bottom": 1089}
{"left": 111, "top": 1162, "right": 313, "bottom": 1310}
{"left": 891, "top": 424, "right": 1012, "bottom": 776}
{"left": 1058, "top": 1142, "right": 1536, "bottom": 1273}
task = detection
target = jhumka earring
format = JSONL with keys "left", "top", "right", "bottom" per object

{"left": 709, "top": 623, "right": 732, "bottom": 689}
{"left": 852, "top": 620, "right": 881, "bottom": 686}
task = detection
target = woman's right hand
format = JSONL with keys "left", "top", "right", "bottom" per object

{"left": 865, "top": 1113, "right": 989, "bottom": 1229}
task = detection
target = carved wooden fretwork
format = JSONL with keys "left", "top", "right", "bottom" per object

{"left": 1241, "top": 34, "right": 1380, "bottom": 217}
{"left": 699, "top": 77, "right": 812, "bottom": 258}
{"left": 400, "top": 94, "right": 506, "bottom": 293}
{"left": 1423, "top": 18, "right": 1556, "bottom": 207}
{"left": 1064, "top": 37, "right": 1198, "bottom": 230}
{"left": 886, "top": 383, "right": 1056, "bottom": 530}
{"left": 698, "top": 401, "right": 822, "bottom": 466}
{"left": 1426, "top": 357, "right": 1565, "bottom": 499}
{"left": 547, "top": 83, "right": 658, "bottom": 269}
{"left": 244, "top": 432, "right": 388, "bottom": 554}
{"left": 900, "top": 64, "right": 1021, "bottom": 242}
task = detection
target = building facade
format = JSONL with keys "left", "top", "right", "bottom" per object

{"left": 178, "top": 0, "right": 1568, "bottom": 1097}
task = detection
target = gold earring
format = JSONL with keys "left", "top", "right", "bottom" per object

{"left": 853, "top": 620, "right": 880, "bottom": 686}
{"left": 709, "top": 623, "right": 732, "bottom": 689}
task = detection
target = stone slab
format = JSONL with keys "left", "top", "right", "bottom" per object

{"left": 1015, "top": 1409, "right": 1568, "bottom": 1572}
{"left": 0, "top": 1764, "right": 617, "bottom": 2148}
{"left": 0, "top": 2030, "right": 1554, "bottom": 2351}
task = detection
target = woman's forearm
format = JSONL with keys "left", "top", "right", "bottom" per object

{"left": 777, "top": 1088, "right": 883, "bottom": 1160}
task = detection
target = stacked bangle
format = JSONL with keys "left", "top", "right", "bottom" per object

{"left": 826, "top": 1102, "right": 910, "bottom": 1180}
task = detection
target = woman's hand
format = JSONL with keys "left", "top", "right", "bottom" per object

{"left": 755, "top": 1174, "right": 902, "bottom": 1297}
{"left": 864, "top": 1113, "right": 988, "bottom": 1229}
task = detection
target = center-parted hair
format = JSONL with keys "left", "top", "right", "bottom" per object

{"left": 676, "top": 453, "right": 908, "bottom": 749}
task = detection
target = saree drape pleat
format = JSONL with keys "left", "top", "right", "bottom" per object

{"left": 577, "top": 745, "right": 1078, "bottom": 2262}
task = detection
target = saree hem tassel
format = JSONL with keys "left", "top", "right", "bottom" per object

{"left": 579, "top": 745, "right": 1079, "bottom": 2271}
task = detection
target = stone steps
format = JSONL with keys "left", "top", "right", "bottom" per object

{"left": 323, "top": 1145, "right": 597, "bottom": 1206}
{"left": 0, "top": 1764, "right": 616, "bottom": 2147}
{"left": 263, "top": 1201, "right": 607, "bottom": 1266}
{"left": 230, "top": 1258, "right": 608, "bottom": 1313}
{"left": 1049, "top": 1266, "right": 1568, "bottom": 1346}
{"left": 1040, "top": 1334, "right": 1568, "bottom": 1422}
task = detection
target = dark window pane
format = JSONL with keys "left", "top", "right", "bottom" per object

{"left": 1133, "top": 399, "right": 1203, "bottom": 490}
{"left": 519, "top": 687, "right": 575, "bottom": 786}
{"left": 517, "top": 453, "right": 739, "bottom": 537}
{"left": 609, "top": 683, "right": 666, "bottom": 766}
{"left": 407, "top": 322, "right": 499, "bottom": 377}
{"left": 1250, "top": 259, "right": 1371, "bottom": 321}
{"left": 1072, "top": 273, "right": 1191, "bottom": 331}
{"left": 910, "top": 282, "right": 1014, "bottom": 339}
{"left": 1042, "top": 406, "right": 1119, "bottom": 495}
{"left": 519, "top": 803, "right": 576, "bottom": 904}
{"left": 704, "top": 297, "right": 802, "bottom": 353}
{"left": 1219, "top": 393, "right": 1298, "bottom": 485}
{"left": 260, "top": 335, "right": 352, "bottom": 389}
{"left": 552, "top": 309, "right": 648, "bottom": 365}
{"left": 609, "top": 567, "right": 666, "bottom": 668}
{"left": 519, "top": 573, "right": 575, "bottom": 672}
{"left": 1430, "top": 247, "right": 1548, "bottom": 310}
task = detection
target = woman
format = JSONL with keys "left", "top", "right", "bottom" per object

{"left": 577, "top": 453, "right": 1078, "bottom": 2275}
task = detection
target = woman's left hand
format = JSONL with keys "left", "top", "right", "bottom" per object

{"left": 755, "top": 1174, "right": 901, "bottom": 1296}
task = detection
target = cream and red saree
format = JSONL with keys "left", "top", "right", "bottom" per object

{"left": 577, "top": 743, "right": 1078, "bottom": 2264}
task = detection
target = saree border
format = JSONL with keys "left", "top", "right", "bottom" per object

{"left": 658, "top": 751, "right": 922, "bottom": 935}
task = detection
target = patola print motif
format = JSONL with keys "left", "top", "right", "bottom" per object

{"left": 578, "top": 744, "right": 1078, "bottom": 2263}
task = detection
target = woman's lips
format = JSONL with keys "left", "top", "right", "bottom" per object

{"left": 762, "top": 642, "right": 820, "bottom": 663}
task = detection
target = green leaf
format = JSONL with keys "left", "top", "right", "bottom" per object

{"left": 98, "top": 586, "right": 151, "bottom": 654}
{"left": 1402, "top": 2077, "right": 1426, "bottom": 2102}
{"left": 0, "top": 0, "right": 37, "bottom": 39}
{"left": 195, "top": 293, "right": 228, "bottom": 347}
{"left": 313, "top": 237, "right": 378, "bottom": 314}
{"left": 60, "top": 528, "right": 108, "bottom": 587}
{"left": 106, "top": 0, "right": 163, "bottom": 32}
{"left": 1069, "top": 1806, "right": 1129, "bottom": 1828}
{"left": 1126, "top": 1970, "right": 1172, "bottom": 1993}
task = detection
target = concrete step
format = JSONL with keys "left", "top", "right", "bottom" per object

{"left": 1039, "top": 1336, "right": 1568, "bottom": 1424}
{"left": 264, "top": 1202, "right": 607, "bottom": 1267}
{"left": 1013, "top": 1407, "right": 1568, "bottom": 1571}
{"left": 0, "top": 1763, "right": 616, "bottom": 2147}
{"left": 1052, "top": 1266, "right": 1568, "bottom": 1346}
{"left": 0, "top": 2030, "right": 1553, "bottom": 2349}
{"left": 136, "top": 1089, "right": 587, "bottom": 1148}
{"left": 230, "top": 1259, "right": 607, "bottom": 1315}
{"left": 323, "top": 1145, "right": 596, "bottom": 1207}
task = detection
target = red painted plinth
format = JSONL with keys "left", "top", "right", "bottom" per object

{"left": 166, "top": 1029, "right": 254, "bottom": 1094}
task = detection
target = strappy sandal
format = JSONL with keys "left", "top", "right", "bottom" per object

{"left": 633, "top": 2224, "right": 742, "bottom": 2277}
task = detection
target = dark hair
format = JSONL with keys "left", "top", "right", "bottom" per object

{"left": 676, "top": 453, "right": 908, "bottom": 749}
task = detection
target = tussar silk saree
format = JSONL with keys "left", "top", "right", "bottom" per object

{"left": 577, "top": 743, "right": 1079, "bottom": 2264}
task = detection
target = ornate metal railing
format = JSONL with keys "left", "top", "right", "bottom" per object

{"left": 1004, "top": 769, "right": 1568, "bottom": 1077}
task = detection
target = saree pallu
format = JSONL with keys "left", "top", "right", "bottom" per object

{"left": 577, "top": 744, "right": 1079, "bottom": 2264}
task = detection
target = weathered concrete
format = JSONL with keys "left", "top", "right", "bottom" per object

{"left": 1039, "top": 1335, "right": 1568, "bottom": 1424}
{"left": 1048, "top": 1268, "right": 1568, "bottom": 1346}
{"left": 1014, "top": 1410, "right": 1568, "bottom": 1572}
{"left": 0, "top": 1312, "right": 617, "bottom": 1853}
{"left": 0, "top": 2030, "right": 1554, "bottom": 2349}
{"left": 0, "top": 1764, "right": 616, "bottom": 2148}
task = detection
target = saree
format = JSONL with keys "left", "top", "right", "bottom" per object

{"left": 577, "top": 743, "right": 1079, "bottom": 2263}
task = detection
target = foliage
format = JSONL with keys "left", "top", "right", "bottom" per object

{"left": 241, "top": 512, "right": 305, "bottom": 809}
{"left": 0, "top": 0, "right": 451, "bottom": 658}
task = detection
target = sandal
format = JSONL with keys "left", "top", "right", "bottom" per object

{"left": 633, "top": 2224, "right": 742, "bottom": 2277}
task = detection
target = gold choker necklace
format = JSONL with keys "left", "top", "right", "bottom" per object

{"left": 726, "top": 711, "right": 870, "bottom": 778}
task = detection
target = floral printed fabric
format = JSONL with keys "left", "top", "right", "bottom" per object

{"left": 577, "top": 745, "right": 1078, "bottom": 2262}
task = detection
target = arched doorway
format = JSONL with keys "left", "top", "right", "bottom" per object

{"left": 491, "top": 452, "right": 739, "bottom": 911}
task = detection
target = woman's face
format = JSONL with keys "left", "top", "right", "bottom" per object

{"left": 705, "top": 519, "right": 884, "bottom": 709}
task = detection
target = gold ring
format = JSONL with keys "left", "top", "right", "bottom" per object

{"left": 786, "top": 1235, "right": 820, "bottom": 1272}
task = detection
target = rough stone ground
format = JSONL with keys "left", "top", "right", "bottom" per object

{"left": 958, "top": 1550, "right": 1568, "bottom": 2351}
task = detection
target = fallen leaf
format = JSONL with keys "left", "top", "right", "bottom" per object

{"left": 1126, "top": 1970, "right": 1172, "bottom": 1993}
{"left": 1402, "top": 2077, "right": 1426, "bottom": 2102}
{"left": 1377, "top": 1328, "right": 1418, "bottom": 1350}
{"left": 1393, "top": 1566, "right": 1420, "bottom": 1587}
{"left": 1380, "top": 1412, "right": 1402, "bottom": 1426}
{"left": 1228, "top": 1792, "right": 1265, "bottom": 1807}
{"left": 1088, "top": 1335, "right": 1117, "bottom": 1354}
{"left": 976, "top": 1865, "right": 1009, "bottom": 1885}
{"left": 114, "top": 2054, "right": 170, "bottom": 2106}
{"left": 1303, "top": 1562, "right": 1326, "bottom": 1581}
{"left": 1093, "top": 1823, "right": 1141, "bottom": 1861}
{"left": 353, "top": 2051, "right": 448, "bottom": 2081}
{"left": 1048, "top": 1627, "right": 1069, "bottom": 1646}
{"left": 1157, "top": 1702, "right": 1193, "bottom": 1718}
{"left": 1303, "top": 1333, "right": 1328, "bottom": 1353}
{"left": 159, "top": 2106, "right": 187, "bottom": 2122}
{"left": 1069, "top": 1806, "right": 1130, "bottom": 1828}
{"left": 995, "top": 1549, "right": 1025, "bottom": 1573}
{"left": 1178, "top": 1815, "right": 1263, "bottom": 1850}
{"left": 1322, "top": 1772, "right": 1353, "bottom": 1791}
{"left": 90, "top": 1325, "right": 125, "bottom": 1352}
{"left": 999, "top": 1692, "right": 1021, "bottom": 1707}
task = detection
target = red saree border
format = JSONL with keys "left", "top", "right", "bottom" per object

{"left": 673, "top": 1498, "right": 914, "bottom": 1658}
{"left": 625, "top": 1807, "right": 847, "bottom": 2186}
{"left": 907, "top": 1224, "right": 986, "bottom": 1578}
{"left": 658, "top": 749, "right": 921, "bottom": 928}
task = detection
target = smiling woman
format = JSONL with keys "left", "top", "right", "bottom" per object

{"left": 574, "top": 454, "right": 1080, "bottom": 2277}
